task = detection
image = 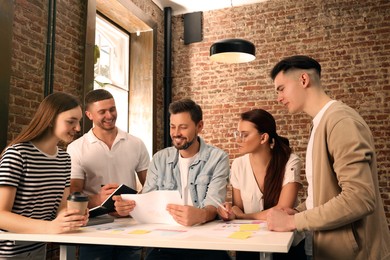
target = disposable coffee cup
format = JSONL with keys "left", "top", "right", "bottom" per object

{"left": 67, "top": 192, "right": 88, "bottom": 215}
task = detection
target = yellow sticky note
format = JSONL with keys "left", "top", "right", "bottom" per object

{"left": 229, "top": 231, "right": 252, "bottom": 239}
{"left": 129, "top": 230, "right": 150, "bottom": 235}
{"left": 239, "top": 224, "right": 260, "bottom": 231}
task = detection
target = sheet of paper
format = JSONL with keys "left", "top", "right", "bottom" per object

{"left": 121, "top": 190, "right": 183, "bottom": 225}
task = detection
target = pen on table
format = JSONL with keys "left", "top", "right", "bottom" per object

{"left": 209, "top": 196, "right": 228, "bottom": 212}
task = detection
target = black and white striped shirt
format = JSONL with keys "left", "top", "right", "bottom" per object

{"left": 0, "top": 142, "right": 70, "bottom": 257}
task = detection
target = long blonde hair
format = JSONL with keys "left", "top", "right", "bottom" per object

{"left": 2, "top": 92, "right": 80, "bottom": 154}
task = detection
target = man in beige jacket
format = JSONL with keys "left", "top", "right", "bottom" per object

{"left": 267, "top": 55, "right": 390, "bottom": 260}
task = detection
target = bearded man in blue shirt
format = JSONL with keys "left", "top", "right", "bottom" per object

{"left": 114, "top": 98, "right": 231, "bottom": 260}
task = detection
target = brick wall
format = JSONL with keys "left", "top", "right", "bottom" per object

{"left": 8, "top": 0, "right": 48, "bottom": 141}
{"left": 170, "top": 0, "right": 390, "bottom": 227}
{"left": 7, "top": 0, "right": 86, "bottom": 143}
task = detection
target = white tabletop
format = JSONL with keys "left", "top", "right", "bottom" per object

{"left": 0, "top": 218, "right": 294, "bottom": 253}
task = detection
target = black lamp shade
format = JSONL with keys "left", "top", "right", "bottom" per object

{"left": 210, "top": 39, "right": 256, "bottom": 63}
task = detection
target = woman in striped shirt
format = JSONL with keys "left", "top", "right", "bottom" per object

{"left": 0, "top": 92, "right": 88, "bottom": 259}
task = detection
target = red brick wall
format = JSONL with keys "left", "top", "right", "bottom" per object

{"left": 171, "top": 0, "right": 390, "bottom": 227}
{"left": 8, "top": 0, "right": 86, "bottom": 143}
{"left": 8, "top": 0, "right": 48, "bottom": 141}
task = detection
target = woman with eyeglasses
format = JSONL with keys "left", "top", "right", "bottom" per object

{"left": 217, "top": 109, "right": 305, "bottom": 260}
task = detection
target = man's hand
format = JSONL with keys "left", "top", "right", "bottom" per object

{"left": 166, "top": 204, "right": 207, "bottom": 226}
{"left": 99, "top": 183, "right": 119, "bottom": 203}
{"left": 113, "top": 195, "right": 136, "bottom": 216}
{"left": 266, "top": 208, "right": 296, "bottom": 231}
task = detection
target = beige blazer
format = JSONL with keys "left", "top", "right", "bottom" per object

{"left": 294, "top": 101, "right": 390, "bottom": 260}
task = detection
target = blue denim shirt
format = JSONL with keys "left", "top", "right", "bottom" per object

{"left": 143, "top": 137, "right": 229, "bottom": 209}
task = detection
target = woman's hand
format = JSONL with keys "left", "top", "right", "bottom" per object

{"left": 48, "top": 209, "right": 88, "bottom": 234}
{"left": 217, "top": 202, "right": 235, "bottom": 221}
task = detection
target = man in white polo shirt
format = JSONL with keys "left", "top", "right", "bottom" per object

{"left": 67, "top": 89, "right": 150, "bottom": 260}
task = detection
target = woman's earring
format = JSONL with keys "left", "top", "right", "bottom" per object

{"left": 270, "top": 138, "right": 275, "bottom": 149}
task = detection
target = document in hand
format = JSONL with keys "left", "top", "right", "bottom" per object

{"left": 89, "top": 184, "right": 137, "bottom": 218}
{"left": 121, "top": 190, "right": 183, "bottom": 225}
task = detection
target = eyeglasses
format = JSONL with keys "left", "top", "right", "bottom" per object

{"left": 233, "top": 130, "right": 263, "bottom": 141}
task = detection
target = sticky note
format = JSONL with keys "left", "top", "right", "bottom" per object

{"left": 129, "top": 230, "right": 150, "bottom": 235}
{"left": 229, "top": 231, "right": 252, "bottom": 239}
{"left": 239, "top": 224, "right": 260, "bottom": 231}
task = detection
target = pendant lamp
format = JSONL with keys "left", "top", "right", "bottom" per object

{"left": 210, "top": 38, "right": 256, "bottom": 63}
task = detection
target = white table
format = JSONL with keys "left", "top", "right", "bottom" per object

{"left": 0, "top": 218, "right": 294, "bottom": 259}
